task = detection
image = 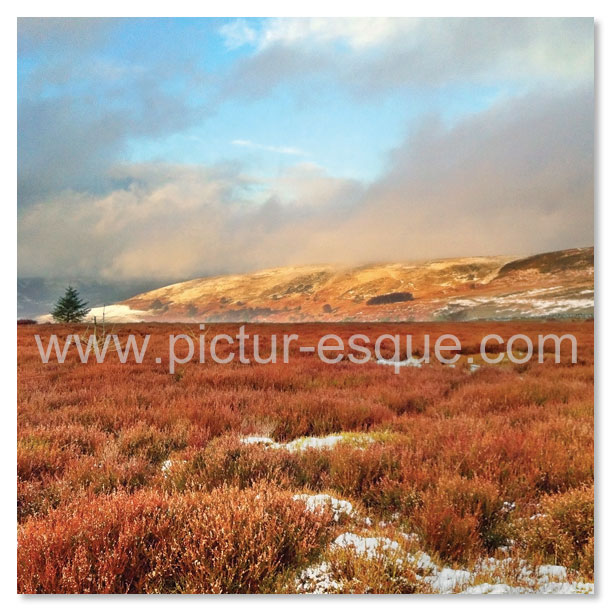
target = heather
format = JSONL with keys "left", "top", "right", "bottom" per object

{"left": 18, "top": 321, "right": 594, "bottom": 593}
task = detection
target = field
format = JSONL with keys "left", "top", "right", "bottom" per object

{"left": 17, "top": 321, "right": 594, "bottom": 594}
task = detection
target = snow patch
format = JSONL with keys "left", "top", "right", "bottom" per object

{"left": 240, "top": 433, "right": 374, "bottom": 453}
{"left": 537, "top": 565, "right": 567, "bottom": 581}
{"left": 240, "top": 436, "right": 280, "bottom": 447}
{"left": 426, "top": 567, "right": 472, "bottom": 593}
{"left": 376, "top": 357, "right": 423, "bottom": 368}
{"left": 332, "top": 532, "right": 401, "bottom": 559}
{"left": 326, "top": 534, "right": 593, "bottom": 595}
{"left": 287, "top": 434, "right": 347, "bottom": 451}
{"left": 537, "top": 582, "right": 594, "bottom": 594}
{"left": 295, "top": 562, "right": 342, "bottom": 594}
{"left": 293, "top": 494, "right": 354, "bottom": 522}
{"left": 37, "top": 304, "right": 152, "bottom": 324}
{"left": 461, "top": 583, "right": 521, "bottom": 595}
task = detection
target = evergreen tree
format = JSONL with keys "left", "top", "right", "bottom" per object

{"left": 51, "top": 286, "right": 90, "bottom": 323}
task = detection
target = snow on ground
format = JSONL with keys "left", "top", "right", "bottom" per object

{"left": 537, "top": 565, "right": 567, "bottom": 581}
{"left": 37, "top": 304, "right": 152, "bottom": 324}
{"left": 376, "top": 357, "right": 423, "bottom": 368}
{"left": 85, "top": 304, "right": 152, "bottom": 322}
{"left": 333, "top": 532, "right": 401, "bottom": 559}
{"left": 240, "top": 436, "right": 280, "bottom": 447}
{"left": 376, "top": 357, "right": 481, "bottom": 373}
{"left": 287, "top": 434, "right": 373, "bottom": 451}
{"left": 475, "top": 556, "right": 515, "bottom": 573}
{"left": 293, "top": 494, "right": 354, "bottom": 522}
{"left": 432, "top": 288, "right": 593, "bottom": 320}
{"left": 240, "top": 433, "right": 374, "bottom": 453}
{"left": 287, "top": 434, "right": 347, "bottom": 452}
{"left": 511, "top": 297, "right": 594, "bottom": 315}
{"left": 536, "top": 582, "right": 594, "bottom": 594}
{"left": 461, "top": 581, "right": 593, "bottom": 595}
{"left": 299, "top": 531, "right": 594, "bottom": 594}
{"left": 461, "top": 583, "right": 522, "bottom": 594}
{"left": 425, "top": 567, "right": 472, "bottom": 593}
{"left": 295, "top": 562, "right": 342, "bottom": 594}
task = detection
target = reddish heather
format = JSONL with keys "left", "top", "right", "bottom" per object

{"left": 17, "top": 321, "right": 594, "bottom": 593}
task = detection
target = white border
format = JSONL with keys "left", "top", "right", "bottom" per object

{"left": 3, "top": 3, "right": 608, "bottom": 610}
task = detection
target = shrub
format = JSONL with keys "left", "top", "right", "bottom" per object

{"left": 517, "top": 485, "right": 594, "bottom": 577}
{"left": 417, "top": 476, "right": 506, "bottom": 562}
{"left": 325, "top": 546, "right": 423, "bottom": 594}
{"left": 18, "top": 484, "right": 334, "bottom": 593}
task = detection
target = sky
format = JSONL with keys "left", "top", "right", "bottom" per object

{"left": 17, "top": 17, "right": 594, "bottom": 284}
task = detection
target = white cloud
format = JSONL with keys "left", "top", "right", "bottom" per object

{"left": 231, "top": 139, "right": 307, "bottom": 156}
{"left": 257, "top": 17, "right": 409, "bottom": 49}
{"left": 266, "top": 162, "right": 361, "bottom": 208}
{"left": 221, "top": 18, "right": 593, "bottom": 99}
{"left": 219, "top": 18, "right": 258, "bottom": 50}
{"left": 219, "top": 17, "right": 418, "bottom": 52}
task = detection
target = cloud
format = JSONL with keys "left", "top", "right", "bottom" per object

{"left": 221, "top": 18, "right": 593, "bottom": 99}
{"left": 18, "top": 87, "right": 206, "bottom": 208}
{"left": 222, "top": 17, "right": 409, "bottom": 50}
{"left": 266, "top": 163, "right": 362, "bottom": 209}
{"left": 18, "top": 17, "right": 118, "bottom": 55}
{"left": 219, "top": 18, "right": 258, "bottom": 50}
{"left": 231, "top": 139, "right": 307, "bottom": 156}
{"left": 18, "top": 86, "right": 593, "bottom": 282}
{"left": 18, "top": 164, "right": 254, "bottom": 280}
{"left": 17, "top": 18, "right": 593, "bottom": 291}
{"left": 18, "top": 19, "right": 210, "bottom": 208}
{"left": 313, "top": 85, "right": 594, "bottom": 263}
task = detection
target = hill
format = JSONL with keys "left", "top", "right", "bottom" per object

{"left": 37, "top": 247, "right": 594, "bottom": 323}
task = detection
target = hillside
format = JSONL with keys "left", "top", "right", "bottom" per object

{"left": 38, "top": 247, "right": 594, "bottom": 323}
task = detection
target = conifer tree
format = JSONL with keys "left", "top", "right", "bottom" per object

{"left": 51, "top": 286, "right": 90, "bottom": 323}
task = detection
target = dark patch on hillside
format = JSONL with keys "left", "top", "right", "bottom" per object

{"left": 497, "top": 247, "right": 593, "bottom": 277}
{"left": 150, "top": 299, "right": 170, "bottom": 312}
{"left": 366, "top": 292, "right": 414, "bottom": 306}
